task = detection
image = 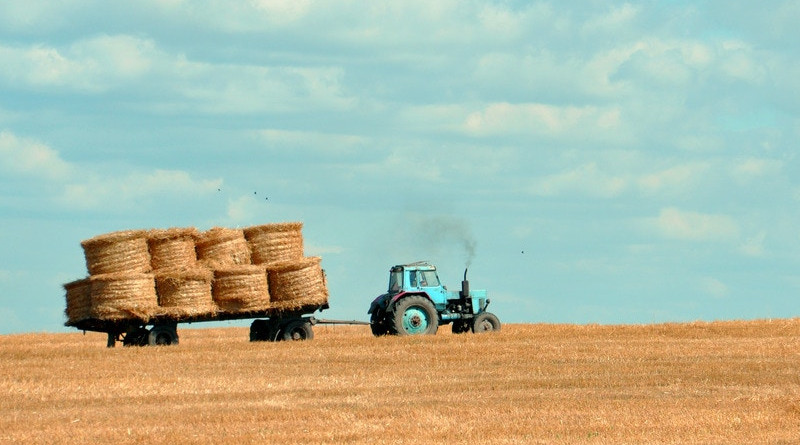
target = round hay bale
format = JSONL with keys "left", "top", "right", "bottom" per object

{"left": 81, "top": 230, "right": 151, "bottom": 275}
{"left": 155, "top": 267, "right": 216, "bottom": 318}
{"left": 148, "top": 227, "right": 199, "bottom": 271}
{"left": 212, "top": 265, "right": 270, "bottom": 313}
{"left": 244, "top": 222, "right": 304, "bottom": 266}
{"left": 64, "top": 278, "right": 91, "bottom": 323}
{"left": 89, "top": 272, "right": 157, "bottom": 321}
{"left": 267, "top": 256, "right": 329, "bottom": 310}
{"left": 196, "top": 227, "right": 251, "bottom": 268}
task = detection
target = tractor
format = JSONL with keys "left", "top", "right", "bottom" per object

{"left": 368, "top": 261, "right": 501, "bottom": 336}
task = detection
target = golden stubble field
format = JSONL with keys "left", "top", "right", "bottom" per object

{"left": 2, "top": 320, "right": 799, "bottom": 444}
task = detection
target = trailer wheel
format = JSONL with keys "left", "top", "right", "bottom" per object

{"left": 391, "top": 296, "right": 438, "bottom": 336}
{"left": 472, "top": 312, "right": 501, "bottom": 333}
{"left": 281, "top": 320, "right": 314, "bottom": 341}
{"left": 123, "top": 327, "right": 149, "bottom": 347}
{"left": 451, "top": 320, "right": 471, "bottom": 334}
{"left": 148, "top": 325, "right": 179, "bottom": 346}
{"left": 249, "top": 319, "right": 270, "bottom": 342}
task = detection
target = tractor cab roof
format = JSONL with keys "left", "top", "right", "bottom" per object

{"left": 392, "top": 261, "right": 437, "bottom": 272}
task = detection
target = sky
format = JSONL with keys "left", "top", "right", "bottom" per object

{"left": 1, "top": 1, "right": 799, "bottom": 334}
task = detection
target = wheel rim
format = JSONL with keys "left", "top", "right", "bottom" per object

{"left": 402, "top": 306, "right": 429, "bottom": 334}
{"left": 476, "top": 320, "right": 494, "bottom": 332}
{"left": 155, "top": 332, "right": 171, "bottom": 345}
{"left": 288, "top": 328, "right": 305, "bottom": 340}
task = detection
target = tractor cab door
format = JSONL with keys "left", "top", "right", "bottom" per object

{"left": 413, "top": 269, "right": 447, "bottom": 311}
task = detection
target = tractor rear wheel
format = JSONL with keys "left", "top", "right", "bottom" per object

{"left": 390, "top": 296, "right": 438, "bottom": 336}
{"left": 472, "top": 312, "right": 501, "bottom": 333}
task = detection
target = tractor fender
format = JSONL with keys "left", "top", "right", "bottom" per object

{"left": 369, "top": 291, "right": 435, "bottom": 313}
{"left": 368, "top": 292, "right": 392, "bottom": 314}
{"left": 390, "top": 291, "right": 433, "bottom": 307}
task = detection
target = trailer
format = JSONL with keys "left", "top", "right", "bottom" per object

{"left": 67, "top": 302, "right": 366, "bottom": 347}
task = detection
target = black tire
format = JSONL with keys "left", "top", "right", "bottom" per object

{"left": 281, "top": 320, "right": 314, "bottom": 341}
{"left": 472, "top": 312, "right": 501, "bottom": 333}
{"left": 451, "top": 320, "right": 471, "bottom": 334}
{"left": 390, "top": 295, "right": 438, "bottom": 336}
{"left": 250, "top": 319, "right": 270, "bottom": 342}
{"left": 148, "top": 325, "right": 179, "bottom": 346}
{"left": 370, "top": 309, "right": 390, "bottom": 336}
{"left": 122, "top": 327, "right": 149, "bottom": 347}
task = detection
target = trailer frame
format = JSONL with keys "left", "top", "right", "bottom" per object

{"left": 67, "top": 302, "right": 340, "bottom": 347}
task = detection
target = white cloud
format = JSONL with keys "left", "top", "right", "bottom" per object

{"left": 582, "top": 3, "right": 640, "bottom": 34}
{"left": 650, "top": 207, "right": 739, "bottom": 242}
{"left": 0, "top": 36, "right": 354, "bottom": 114}
{"left": 0, "top": 35, "right": 157, "bottom": 92}
{"left": 250, "top": 0, "right": 311, "bottom": 23}
{"left": 0, "top": 131, "right": 72, "bottom": 180}
{"left": 530, "top": 162, "right": 627, "bottom": 198}
{"left": 0, "top": 130, "right": 223, "bottom": 212}
{"left": 730, "top": 157, "right": 782, "bottom": 183}
{"left": 463, "top": 102, "right": 622, "bottom": 139}
{"left": 226, "top": 195, "right": 257, "bottom": 224}
{"left": 166, "top": 61, "right": 355, "bottom": 114}
{"left": 61, "top": 169, "right": 222, "bottom": 210}
{"left": 637, "top": 162, "right": 711, "bottom": 195}
{"left": 253, "top": 129, "right": 367, "bottom": 155}
{"left": 701, "top": 277, "right": 729, "bottom": 299}
{"left": 739, "top": 231, "right": 767, "bottom": 257}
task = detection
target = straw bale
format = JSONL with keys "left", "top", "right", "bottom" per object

{"left": 89, "top": 272, "right": 157, "bottom": 321}
{"left": 148, "top": 227, "right": 199, "bottom": 271}
{"left": 155, "top": 267, "right": 216, "bottom": 318}
{"left": 81, "top": 230, "right": 151, "bottom": 275}
{"left": 212, "top": 265, "right": 271, "bottom": 313}
{"left": 64, "top": 278, "right": 91, "bottom": 323}
{"left": 267, "top": 256, "right": 329, "bottom": 309}
{"left": 244, "top": 222, "right": 304, "bottom": 266}
{"left": 196, "top": 227, "right": 251, "bottom": 267}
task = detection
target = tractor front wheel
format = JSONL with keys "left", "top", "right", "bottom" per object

{"left": 472, "top": 312, "right": 501, "bottom": 333}
{"left": 391, "top": 296, "right": 438, "bottom": 336}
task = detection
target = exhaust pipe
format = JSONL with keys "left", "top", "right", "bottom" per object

{"left": 461, "top": 268, "right": 470, "bottom": 300}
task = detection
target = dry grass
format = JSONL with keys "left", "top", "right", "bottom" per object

{"left": 1, "top": 320, "right": 799, "bottom": 444}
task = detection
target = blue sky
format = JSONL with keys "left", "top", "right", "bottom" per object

{"left": 1, "top": 1, "right": 799, "bottom": 334}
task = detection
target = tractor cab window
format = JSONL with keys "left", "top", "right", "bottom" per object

{"left": 409, "top": 271, "right": 418, "bottom": 288}
{"left": 418, "top": 270, "right": 440, "bottom": 287}
{"left": 388, "top": 270, "right": 403, "bottom": 293}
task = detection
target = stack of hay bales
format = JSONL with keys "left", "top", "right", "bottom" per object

{"left": 64, "top": 221, "right": 329, "bottom": 324}
{"left": 72, "top": 230, "right": 157, "bottom": 323}
{"left": 149, "top": 227, "right": 216, "bottom": 319}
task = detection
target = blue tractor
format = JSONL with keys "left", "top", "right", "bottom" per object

{"left": 368, "top": 261, "right": 501, "bottom": 336}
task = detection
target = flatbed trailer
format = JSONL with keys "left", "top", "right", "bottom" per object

{"left": 67, "top": 302, "right": 367, "bottom": 347}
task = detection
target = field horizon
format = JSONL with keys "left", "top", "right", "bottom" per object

{"left": 2, "top": 319, "right": 799, "bottom": 444}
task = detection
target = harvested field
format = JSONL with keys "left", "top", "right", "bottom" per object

{"left": 1, "top": 320, "right": 799, "bottom": 444}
